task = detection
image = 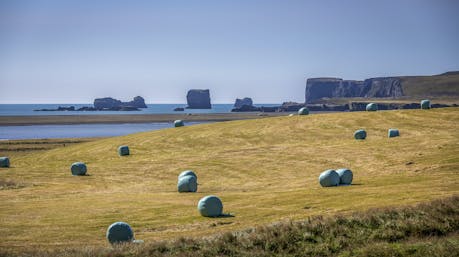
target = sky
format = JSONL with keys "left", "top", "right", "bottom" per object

{"left": 1, "top": 0, "right": 458, "bottom": 104}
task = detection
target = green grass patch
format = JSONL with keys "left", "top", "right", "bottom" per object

{"left": 0, "top": 108, "right": 458, "bottom": 252}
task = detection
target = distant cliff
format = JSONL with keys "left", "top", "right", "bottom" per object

{"left": 305, "top": 77, "right": 403, "bottom": 103}
{"left": 186, "top": 89, "right": 211, "bottom": 109}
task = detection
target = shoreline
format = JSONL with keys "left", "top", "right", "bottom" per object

{"left": 0, "top": 113, "right": 290, "bottom": 126}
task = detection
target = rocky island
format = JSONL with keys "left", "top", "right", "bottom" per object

{"left": 34, "top": 96, "right": 147, "bottom": 112}
{"left": 186, "top": 89, "right": 211, "bottom": 109}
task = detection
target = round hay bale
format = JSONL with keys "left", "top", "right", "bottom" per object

{"left": 0, "top": 157, "right": 10, "bottom": 168}
{"left": 288, "top": 114, "right": 294, "bottom": 117}
{"left": 366, "top": 103, "right": 378, "bottom": 111}
{"left": 319, "top": 169, "right": 340, "bottom": 187}
{"left": 388, "top": 128, "right": 400, "bottom": 138}
{"left": 178, "top": 170, "right": 197, "bottom": 181}
{"left": 118, "top": 145, "right": 130, "bottom": 156}
{"left": 421, "top": 99, "right": 431, "bottom": 109}
{"left": 198, "top": 195, "right": 223, "bottom": 217}
{"left": 354, "top": 129, "right": 367, "bottom": 140}
{"left": 70, "top": 162, "right": 87, "bottom": 176}
{"left": 174, "top": 120, "right": 185, "bottom": 127}
{"left": 298, "top": 107, "right": 309, "bottom": 115}
{"left": 106, "top": 221, "right": 134, "bottom": 244}
{"left": 177, "top": 175, "right": 198, "bottom": 192}
{"left": 336, "top": 168, "right": 353, "bottom": 185}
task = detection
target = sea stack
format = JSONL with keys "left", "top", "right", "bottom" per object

{"left": 186, "top": 89, "right": 211, "bottom": 109}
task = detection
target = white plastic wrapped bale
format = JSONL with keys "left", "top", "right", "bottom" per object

{"left": 106, "top": 221, "right": 134, "bottom": 244}
{"left": 366, "top": 103, "right": 378, "bottom": 111}
{"left": 298, "top": 107, "right": 309, "bottom": 115}
{"left": 118, "top": 145, "right": 130, "bottom": 156}
{"left": 388, "top": 128, "right": 400, "bottom": 138}
{"left": 319, "top": 169, "right": 340, "bottom": 187}
{"left": 336, "top": 168, "right": 353, "bottom": 185}
{"left": 174, "top": 120, "right": 185, "bottom": 127}
{"left": 354, "top": 129, "right": 367, "bottom": 140}
{"left": 178, "top": 170, "right": 197, "bottom": 181}
{"left": 177, "top": 175, "right": 198, "bottom": 192}
{"left": 0, "top": 157, "right": 10, "bottom": 168}
{"left": 197, "top": 195, "right": 223, "bottom": 217}
{"left": 70, "top": 162, "right": 87, "bottom": 176}
{"left": 421, "top": 99, "right": 431, "bottom": 109}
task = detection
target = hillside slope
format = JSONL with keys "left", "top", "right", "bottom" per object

{"left": 400, "top": 72, "right": 459, "bottom": 97}
{"left": 1, "top": 108, "right": 459, "bottom": 250}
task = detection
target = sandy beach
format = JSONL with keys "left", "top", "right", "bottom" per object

{"left": 0, "top": 112, "right": 289, "bottom": 126}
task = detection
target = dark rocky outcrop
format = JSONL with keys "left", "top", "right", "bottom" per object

{"left": 234, "top": 98, "right": 253, "bottom": 108}
{"left": 76, "top": 106, "right": 97, "bottom": 111}
{"left": 34, "top": 106, "right": 75, "bottom": 111}
{"left": 278, "top": 102, "right": 305, "bottom": 112}
{"left": 305, "top": 77, "right": 404, "bottom": 103}
{"left": 186, "top": 89, "right": 211, "bottom": 109}
{"left": 231, "top": 101, "right": 350, "bottom": 113}
{"left": 94, "top": 96, "right": 147, "bottom": 110}
{"left": 34, "top": 96, "right": 146, "bottom": 112}
{"left": 231, "top": 105, "right": 260, "bottom": 112}
{"left": 174, "top": 107, "right": 185, "bottom": 111}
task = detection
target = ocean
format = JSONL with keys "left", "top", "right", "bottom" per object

{"left": 0, "top": 122, "right": 208, "bottom": 140}
{"left": 0, "top": 104, "right": 279, "bottom": 116}
{"left": 0, "top": 104, "right": 278, "bottom": 140}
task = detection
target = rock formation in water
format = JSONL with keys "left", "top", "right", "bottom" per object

{"left": 234, "top": 97, "right": 253, "bottom": 108}
{"left": 186, "top": 89, "right": 211, "bottom": 109}
{"left": 94, "top": 96, "right": 147, "bottom": 110}
{"left": 305, "top": 77, "right": 404, "bottom": 103}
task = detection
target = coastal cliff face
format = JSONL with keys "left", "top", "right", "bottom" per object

{"left": 94, "top": 96, "right": 147, "bottom": 109}
{"left": 186, "top": 89, "right": 211, "bottom": 109}
{"left": 305, "top": 77, "right": 403, "bottom": 103}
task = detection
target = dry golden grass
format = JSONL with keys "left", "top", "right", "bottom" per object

{"left": 1, "top": 108, "right": 458, "bottom": 251}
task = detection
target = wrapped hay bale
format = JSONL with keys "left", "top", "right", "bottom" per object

{"left": 298, "top": 107, "right": 309, "bottom": 115}
{"left": 336, "top": 168, "right": 353, "bottom": 185}
{"left": 70, "top": 162, "right": 87, "bottom": 176}
{"left": 106, "top": 222, "right": 134, "bottom": 244}
{"left": 118, "top": 145, "right": 130, "bottom": 156}
{"left": 178, "top": 170, "right": 197, "bottom": 181}
{"left": 366, "top": 103, "right": 378, "bottom": 111}
{"left": 174, "top": 120, "right": 185, "bottom": 127}
{"left": 177, "top": 175, "right": 198, "bottom": 192}
{"left": 421, "top": 99, "right": 431, "bottom": 109}
{"left": 319, "top": 169, "right": 340, "bottom": 187}
{"left": 0, "top": 157, "right": 10, "bottom": 168}
{"left": 198, "top": 195, "right": 223, "bottom": 217}
{"left": 288, "top": 114, "right": 294, "bottom": 117}
{"left": 388, "top": 128, "right": 400, "bottom": 138}
{"left": 354, "top": 129, "right": 367, "bottom": 140}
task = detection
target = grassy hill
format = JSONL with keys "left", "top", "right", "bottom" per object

{"left": 400, "top": 71, "right": 459, "bottom": 98}
{"left": 1, "top": 108, "right": 459, "bottom": 253}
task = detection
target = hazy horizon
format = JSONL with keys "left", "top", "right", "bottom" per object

{"left": 1, "top": 0, "right": 459, "bottom": 104}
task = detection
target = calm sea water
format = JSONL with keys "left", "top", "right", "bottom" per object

{"left": 0, "top": 104, "right": 279, "bottom": 116}
{"left": 0, "top": 122, "right": 208, "bottom": 140}
{"left": 0, "top": 103, "right": 278, "bottom": 140}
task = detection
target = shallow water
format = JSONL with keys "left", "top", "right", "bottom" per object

{"left": 0, "top": 104, "right": 279, "bottom": 116}
{"left": 0, "top": 122, "right": 207, "bottom": 140}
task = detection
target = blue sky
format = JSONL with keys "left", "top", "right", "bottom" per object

{"left": 1, "top": 0, "right": 458, "bottom": 104}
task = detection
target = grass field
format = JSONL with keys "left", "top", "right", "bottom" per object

{"left": 1, "top": 108, "right": 458, "bottom": 253}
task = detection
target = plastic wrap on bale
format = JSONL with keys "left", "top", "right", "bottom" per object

{"left": 319, "top": 169, "right": 340, "bottom": 187}
{"left": 198, "top": 195, "right": 223, "bottom": 217}
{"left": 70, "top": 162, "right": 87, "bottom": 176}
{"left": 106, "top": 222, "right": 134, "bottom": 244}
